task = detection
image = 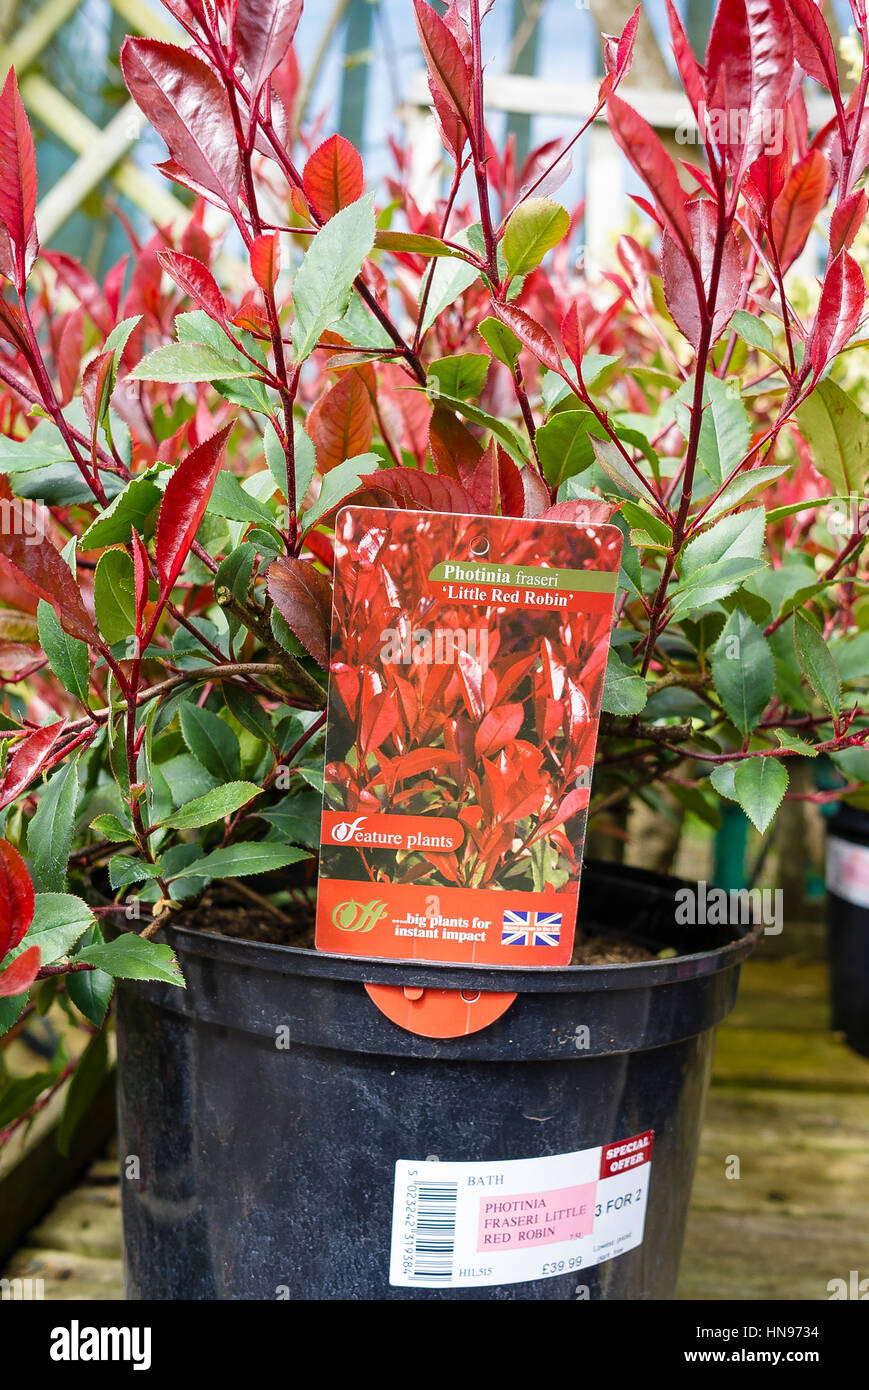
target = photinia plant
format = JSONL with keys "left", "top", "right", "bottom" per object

{"left": 0, "top": 0, "right": 868, "bottom": 1137}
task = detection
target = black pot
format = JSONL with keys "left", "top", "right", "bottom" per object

{"left": 116, "top": 861, "right": 754, "bottom": 1300}
{"left": 826, "top": 805, "right": 869, "bottom": 1057}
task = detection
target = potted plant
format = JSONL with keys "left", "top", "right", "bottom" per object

{"left": 0, "top": 0, "right": 867, "bottom": 1300}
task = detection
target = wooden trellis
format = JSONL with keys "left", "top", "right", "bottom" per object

{"left": 0, "top": 0, "right": 189, "bottom": 242}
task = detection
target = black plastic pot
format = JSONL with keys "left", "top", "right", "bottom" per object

{"left": 826, "top": 805, "right": 869, "bottom": 1057}
{"left": 116, "top": 861, "right": 754, "bottom": 1301}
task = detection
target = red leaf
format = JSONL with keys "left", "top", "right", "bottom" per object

{"left": 560, "top": 300, "right": 584, "bottom": 374}
{"left": 57, "top": 307, "right": 84, "bottom": 405}
{"left": 155, "top": 423, "right": 234, "bottom": 597}
{"left": 0, "top": 837, "right": 34, "bottom": 958}
{"left": 429, "top": 407, "right": 482, "bottom": 480}
{"left": 158, "top": 249, "right": 228, "bottom": 323}
{"left": 43, "top": 252, "right": 111, "bottom": 335}
{"left": 537, "top": 499, "right": 620, "bottom": 526}
{"left": 665, "top": 0, "right": 707, "bottom": 119}
{"left": 606, "top": 93, "right": 693, "bottom": 252}
{"left": 359, "top": 467, "right": 479, "bottom": 514}
{"left": 132, "top": 530, "right": 149, "bottom": 636}
{"left": 0, "top": 944, "right": 41, "bottom": 998}
{"left": 250, "top": 231, "right": 281, "bottom": 294}
{"left": 360, "top": 689, "right": 399, "bottom": 753}
{"left": 0, "top": 69, "right": 38, "bottom": 285}
{"left": 810, "top": 251, "right": 865, "bottom": 378}
{"left": 266, "top": 557, "right": 332, "bottom": 669}
{"left": 235, "top": 0, "right": 302, "bottom": 100}
{"left": 770, "top": 148, "right": 829, "bottom": 269}
{"left": 475, "top": 704, "right": 523, "bottom": 758}
{"left": 0, "top": 724, "right": 67, "bottom": 815}
{"left": 82, "top": 350, "right": 114, "bottom": 437}
{"left": 786, "top": 0, "right": 839, "bottom": 91}
{"left": 603, "top": 5, "right": 640, "bottom": 82}
{"left": 491, "top": 301, "right": 564, "bottom": 377}
{"left": 303, "top": 135, "right": 365, "bottom": 221}
{"left": 705, "top": 0, "right": 794, "bottom": 182}
{"left": 830, "top": 190, "right": 868, "bottom": 257}
{"left": 412, "top": 0, "right": 473, "bottom": 159}
{"left": 307, "top": 368, "right": 374, "bottom": 474}
{"left": 661, "top": 198, "right": 742, "bottom": 348}
{"left": 121, "top": 39, "right": 241, "bottom": 211}
{"left": 521, "top": 464, "right": 552, "bottom": 518}
{"left": 743, "top": 147, "right": 788, "bottom": 216}
{"left": 0, "top": 528, "right": 100, "bottom": 647}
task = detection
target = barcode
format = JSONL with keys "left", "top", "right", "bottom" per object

{"left": 410, "top": 1181, "right": 459, "bottom": 1281}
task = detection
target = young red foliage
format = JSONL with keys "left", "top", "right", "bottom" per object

{"left": 0, "top": 68, "right": 38, "bottom": 286}
{"left": 302, "top": 135, "right": 364, "bottom": 221}
{"left": 158, "top": 249, "right": 228, "bottom": 323}
{"left": 155, "top": 422, "right": 234, "bottom": 598}
{"left": 120, "top": 39, "right": 241, "bottom": 211}
{"left": 0, "top": 837, "right": 34, "bottom": 958}
{"left": 267, "top": 556, "right": 332, "bottom": 669}
{"left": 235, "top": 0, "right": 302, "bottom": 102}
{"left": 0, "top": 725, "right": 68, "bottom": 814}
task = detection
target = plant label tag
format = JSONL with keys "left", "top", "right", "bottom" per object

{"left": 315, "top": 506, "right": 622, "bottom": 966}
{"left": 389, "top": 1130, "right": 653, "bottom": 1288}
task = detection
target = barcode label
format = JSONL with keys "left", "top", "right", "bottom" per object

{"left": 410, "top": 1181, "right": 459, "bottom": 1280}
{"left": 390, "top": 1134, "right": 653, "bottom": 1288}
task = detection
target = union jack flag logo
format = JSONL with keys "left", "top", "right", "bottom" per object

{"left": 501, "top": 909, "right": 562, "bottom": 947}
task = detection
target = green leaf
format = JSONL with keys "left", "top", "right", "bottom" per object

{"left": 80, "top": 470, "right": 163, "bottom": 548}
{"left": 37, "top": 601, "right": 89, "bottom": 703}
{"left": 591, "top": 437, "right": 659, "bottom": 504}
{"left": 57, "top": 1030, "right": 109, "bottom": 1157}
{"left": 67, "top": 924, "right": 114, "bottom": 1026}
{"left": 131, "top": 341, "right": 258, "bottom": 383}
{"left": 175, "top": 312, "right": 272, "bottom": 414}
{"left": 256, "top": 788, "right": 323, "bottom": 848}
{"left": 774, "top": 729, "right": 818, "bottom": 756}
{"left": 478, "top": 315, "right": 520, "bottom": 368}
{"left": 675, "top": 374, "right": 751, "bottom": 485}
{"left": 503, "top": 198, "right": 569, "bottom": 276}
{"left": 669, "top": 555, "right": 765, "bottom": 620}
{"left": 7, "top": 892, "right": 94, "bottom": 967}
{"left": 427, "top": 354, "right": 489, "bottom": 401}
{"left": 28, "top": 759, "right": 79, "bottom": 893}
{"left": 419, "top": 256, "right": 479, "bottom": 336}
{"left": 729, "top": 310, "right": 778, "bottom": 358}
{"left": 224, "top": 683, "right": 276, "bottom": 744}
{"left": 161, "top": 781, "right": 261, "bottom": 830}
{"left": 301, "top": 452, "right": 380, "bottom": 532}
{"left": 169, "top": 842, "right": 311, "bottom": 880}
{"left": 601, "top": 650, "right": 647, "bottom": 716}
{"left": 214, "top": 544, "right": 256, "bottom": 653}
{"left": 793, "top": 613, "right": 841, "bottom": 716}
{"left": 292, "top": 192, "right": 377, "bottom": 361}
{"left": 90, "top": 814, "right": 132, "bottom": 843}
{"left": 208, "top": 469, "right": 275, "bottom": 526}
{"left": 732, "top": 757, "right": 788, "bottom": 834}
{"left": 680, "top": 508, "right": 765, "bottom": 578}
{"left": 292, "top": 764, "right": 325, "bottom": 793}
{"left": 830, "top": 631, "right": 869, "bottom": 684}
{"left": 75, "top": 932, "right": 185, "bottom": 987}
{"left": 179, "top": 703, "right": 241, "bottom": 782}
{"left": 711, "top": 609, "right": 774, "bottom": 736}
{"left": 109, "top": 857, "right": 163, "bottom": 891}
{"left": 265, "top": 421, "right": 316, "bottom": 510}
{"left": 0, "top": 419, "right": 72, "bottom": 473}
{"left": 537, "top": 409, "right": 601, "bottom": 489}
{"left": 796, "top": 379, "right": 869, "bottom": 496}
{"left": 0, "top": 1067, "right": 63, "bottom": 1130}
{"left": 93, "top": 549, "right": 137, "bottom": 645}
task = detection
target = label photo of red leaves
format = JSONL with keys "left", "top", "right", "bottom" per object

{"left": 315, "top": 507, "right": 622, "bottom": 967}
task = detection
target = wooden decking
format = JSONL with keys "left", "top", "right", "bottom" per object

{"left": 4, "top": 954, "right": 868, "bottom": 1300}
